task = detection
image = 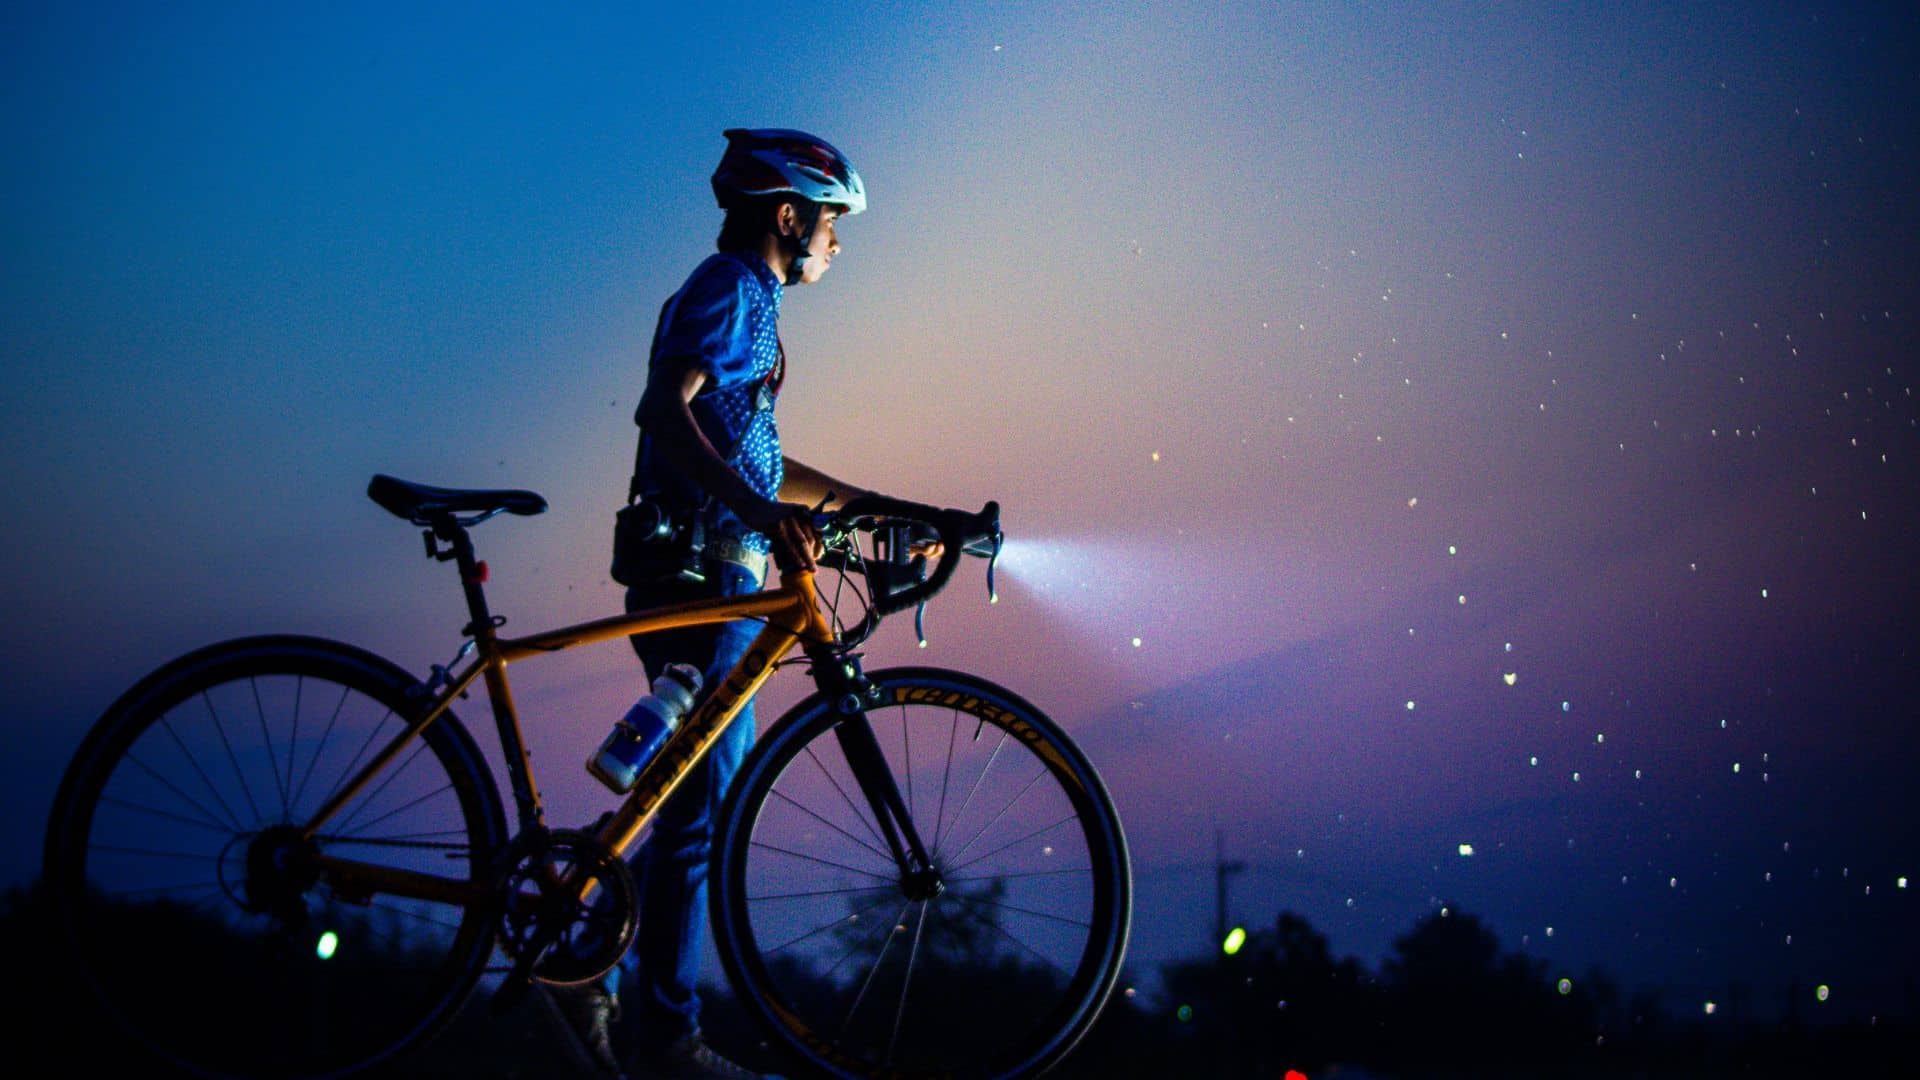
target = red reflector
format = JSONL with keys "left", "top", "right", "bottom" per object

{"left": 471, "top": 560, "right": 490, "bottom": 584}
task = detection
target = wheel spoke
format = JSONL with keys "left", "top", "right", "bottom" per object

{"left": 900, "top": 705, "right": 914, "bottom": 822}
{"left": 950, "top": 890, "right": 1093, "bottom": 930}
{"left": 748, "top": 882, "right": 897, "bottom": 902}
{"left": 803, "top": 742, "right": 890, "bottom": 855}
{"left": 339, "top": 780, "right": 456, "bottom": 840}
{"left": 764, "top": 889, "right": 899, "bottom": 958}
{"left": 99, "top": 792, "right": 239, "bottom": 840}
{"left": 292, "top": 681, "right": 354, "bottom": 812}
{"left": 316, "top": 704, "right": 401, "bottom": 819}
{"left": 334, "top": 740, "right": 435, "bottom": 837}
{"left": 943, "top": 768, "right": 1052, "bottom": 868}
{"left": 251, "top": 677, "right": 292, "bottom": 821}
{"left": 721, "top": 672, "right": 1127, "bottom": 1080}
{"left": 931, "top": 725, "right": 1011, "bottom": 859}
{"left": 931, "top": 710, "right": 959, "bottom": 859}
{"left": 945, "top": 890, "right": 1075, "bottom": 978}
{"left": 886, "top": 899, "right": 929, "bottom": 1067}
{"left": 203, "top": 690, "right": 265, "bottom": 828}
{"left": 944, "top": 811, "right": 1079, "bottom": 879}
{"left": 747, "top": 840, "right": 896, "bottom": 884}
{"left": 767, "top": 787, "right": 893, "bottom": 864}
{"left": 839, "top": 900, "right": 914, "bottom": 1036}
{"left": 50, "top": 645, "right": 502, "bottom": 1079}
{"left": 88, "top": 842, "right": 224, "bottom": 864}
{"left": 115, "top": 751, "right": 242, "bottom": 837}
{"left": 944, "top": 864, "right": 1093, "bottom": 884}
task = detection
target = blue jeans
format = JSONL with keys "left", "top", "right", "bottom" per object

{"left": 612, "top": 561, "right": 762, "bottom": 1046}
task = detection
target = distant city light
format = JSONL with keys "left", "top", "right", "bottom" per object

{"left": 1817, "top": 985, "right": 1831, "bottom": 1002}
{"left": 1223, "top": 927, "right": 1247, "bottom": 956}
{"left": 316, "top": 931, "right": 339, "bottom": 961}
{"left": 1458, "top": 844, "right": 1475, "bottom": 857}
{"left": 1557, "top": 978, "right": 1573, "bottom": 996}
{"left": 1704, "top": 1001, "right": 1717, "bottom": 1015}
{"left": 1176, "top": 1004, "right": 1194, "bottom": 1022}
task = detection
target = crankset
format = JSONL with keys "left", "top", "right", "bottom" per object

{"left": 493, "top": 827, "right": 638, "bottom": 1003}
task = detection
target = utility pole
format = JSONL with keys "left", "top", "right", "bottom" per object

{"left": 1214, "top": 829, "right": 1246, "bottom": 947}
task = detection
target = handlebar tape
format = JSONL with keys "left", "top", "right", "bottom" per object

{"left": 834, "top": 495, "right": 1000, "bottom": 616}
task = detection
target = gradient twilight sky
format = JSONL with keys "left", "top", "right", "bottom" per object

{"left": 5, "top": 1, "right": 1918, "bottom": 1018}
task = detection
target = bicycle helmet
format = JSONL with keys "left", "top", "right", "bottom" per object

{"left": 711, "top": 128, "right": 867, "bottom": 216}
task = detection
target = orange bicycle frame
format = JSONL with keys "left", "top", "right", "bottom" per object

{"left": 300, "top": 569, "right": 836, "bottom": 907}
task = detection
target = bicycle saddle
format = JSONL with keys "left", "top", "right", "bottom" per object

{"left": 368, "top": 473, "right": 548, "bottom": 523}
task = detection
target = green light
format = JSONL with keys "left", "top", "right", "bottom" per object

{"left": 316, "top": 931, "right": 339, "bottom": 960}
{"left": 1222, "top": 926, "right": 1247, "bottom": 956}
{"left": 1175, "top": 1004, "right": 1194, "bottom": 1022}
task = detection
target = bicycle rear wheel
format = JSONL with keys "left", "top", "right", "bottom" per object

{"left": 43, "top": 636, "right": 508, "bottom": 1078}
{"left": 711, "top": 668, "right": 1130, "bottom": 1079}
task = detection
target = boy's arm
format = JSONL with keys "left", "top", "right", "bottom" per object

{"left": 639, "top": 356, "right": 821, "bottom": 571}
{"left": 779, "top": 457, "right": 869, "bottom": 511}
{"left": 784, "top": 459, "right": 944, "bottom": 560}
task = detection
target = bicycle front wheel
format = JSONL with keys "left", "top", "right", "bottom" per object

{"left": 42, "top": 636, "right": 508, "bottom": 1078}
{"left": 711, "top": 668, "right": 1130, "bottom": 1079}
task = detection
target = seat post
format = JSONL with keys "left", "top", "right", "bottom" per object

{"left": 433, "top": 518, "right": 498, "bottom": 643}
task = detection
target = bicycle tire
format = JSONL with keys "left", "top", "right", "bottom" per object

{"left": 711, "top": 668, "right": 1130, "bottom": 1079}
{"left": 43, "top": 635, "right": 509, "bottom": 1079}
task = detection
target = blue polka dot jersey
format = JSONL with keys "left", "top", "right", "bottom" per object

{"left": 636, "top": 253, "right": 785, "bottom": 553}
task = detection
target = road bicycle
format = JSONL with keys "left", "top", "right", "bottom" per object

{"left": 42, "top": 475, "right": 1130, "bottom": 1079}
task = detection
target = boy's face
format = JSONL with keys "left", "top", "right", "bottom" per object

{"left": 787, "top": 203, "right": 845, "bottom": 286}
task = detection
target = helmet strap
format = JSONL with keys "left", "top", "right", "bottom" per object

{"left": 780, "top": 199, "right": 823, "bottom": 285}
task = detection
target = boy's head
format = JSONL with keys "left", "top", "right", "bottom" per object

{"left": 711, "top": 128, "right": 864, "bottom": 284}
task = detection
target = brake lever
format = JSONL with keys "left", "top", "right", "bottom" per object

{"left": 985, "top": 531, "right": 1003, "bottom": 604}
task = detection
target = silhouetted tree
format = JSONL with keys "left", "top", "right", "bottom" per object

{"left": 1374, "top": 907, "right": 1597, "bottom": 1074}
{"left": 1154, "top": 909, "right": 1377, "bottom": 1076}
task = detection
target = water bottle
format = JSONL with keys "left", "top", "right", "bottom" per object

{"left": 587, "top": 662, "right": 703, "bottom": 794}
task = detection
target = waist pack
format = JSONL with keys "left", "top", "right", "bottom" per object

{"left": 611, "top": 498, "right": 707, "bottom": 586}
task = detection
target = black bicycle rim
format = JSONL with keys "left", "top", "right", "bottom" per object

{"left": 43, "top": 636, "right": 506, "bottom": 1079}
{"left": 712, "top": 668, "right": 1129, "bottom": 1079}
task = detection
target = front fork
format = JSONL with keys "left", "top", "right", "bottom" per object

{"left": 815, "top": 655, "right": 943, "bottom": 899}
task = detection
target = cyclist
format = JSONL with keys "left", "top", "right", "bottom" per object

{"left": 556, "top": 128, "right": 875, "bottom": 1080}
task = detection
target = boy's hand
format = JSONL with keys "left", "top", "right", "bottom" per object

{"left": 743, "top": 498, "right": 822, "bottom": 573}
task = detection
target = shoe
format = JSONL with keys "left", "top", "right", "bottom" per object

{"left": 537, "top": 982, "right": 624, "bottom": 1078}
{"left": 628, "top": 1031, "right": 760, "bottom": 1079}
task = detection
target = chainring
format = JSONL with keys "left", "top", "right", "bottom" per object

{"left": 495, "top": 827, "right": 638, "bottom": 986}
